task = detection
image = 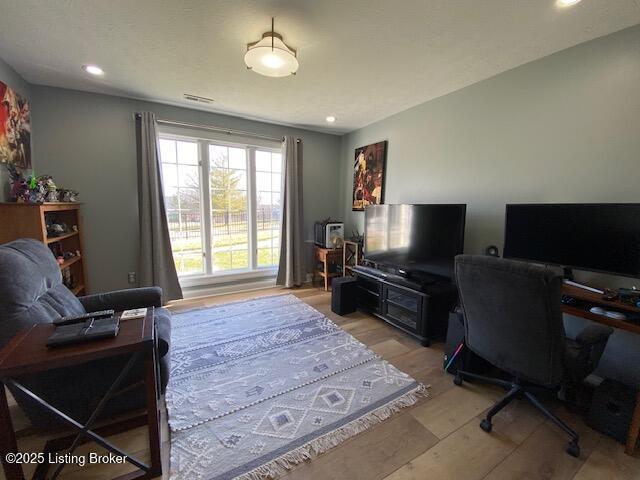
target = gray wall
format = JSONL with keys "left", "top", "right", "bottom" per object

{"left": 339, "top": 25, "right": 640, "bottom": 387}
{"left": 31, "top": 86, "right": 342, "bottom": 293}
{"left": 0, "top": 56, "right": 32, "bottom": 201}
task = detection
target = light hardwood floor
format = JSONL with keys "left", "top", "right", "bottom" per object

{"left": 3, "top": 286, "right": 639, "bottom": 480}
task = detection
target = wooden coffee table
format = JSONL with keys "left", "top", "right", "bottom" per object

{"left": 0, "top": 309, "right": 162, "bottom": 480}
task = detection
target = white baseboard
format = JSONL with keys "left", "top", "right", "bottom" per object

{"left": 182, "top": 278, "right": 278, "bottom": 299}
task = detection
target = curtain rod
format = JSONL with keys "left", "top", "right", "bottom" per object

{"left": 134, "top": 113, "right": 299, "bottom": 143}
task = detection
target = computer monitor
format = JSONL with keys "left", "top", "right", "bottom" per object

{"left": 503, "top": 203, "right": 640, "bottom": 278}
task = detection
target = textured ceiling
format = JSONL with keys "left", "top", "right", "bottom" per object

{"left": 1, "top": 0, "right": 639, "bottom": 134}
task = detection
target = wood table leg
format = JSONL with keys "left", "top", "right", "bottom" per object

{"left": 324, "top": 259, "right": 329, "bottom": 291}
{"left": 144, "top": 346, "right": 162, "bottom": 477}
{"left": 625, "top": 391, "right": 640, "bottom": 455}
{"left": 312, "top": 250, "right": 317, "bottom": 288}
{"left": 0, "top": 385, "right": 24, "bottom": 480}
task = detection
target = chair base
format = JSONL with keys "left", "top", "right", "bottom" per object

{"left": 454, "top": 369, "right": 581, "bottom": 458}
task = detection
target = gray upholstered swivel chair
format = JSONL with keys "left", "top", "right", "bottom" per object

{"left": 0, "top": 238, "right": 172, "bottom": 428}
{"left": 454, "top": 255, "right": 613, "bottom": 457}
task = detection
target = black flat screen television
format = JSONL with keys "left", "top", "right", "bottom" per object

{"left": 504, "top": 203, "right": 640, "bottom": 278}
{"left": 364, "top": 204, "right": 466, "bottom": 278}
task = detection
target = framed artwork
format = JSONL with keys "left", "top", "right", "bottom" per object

{"left": 352, "top": 140, "right": 387, "bottom": 211}
{"left": 0, "top": 80, "right": 31, "bottom": 169}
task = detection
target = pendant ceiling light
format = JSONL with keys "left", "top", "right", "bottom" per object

{"left": 244, "top": 18, "right": 298, "bottom": 77}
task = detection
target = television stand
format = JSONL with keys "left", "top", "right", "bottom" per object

{"left": 351, "top": 265, "right": 457, "bottom": 346}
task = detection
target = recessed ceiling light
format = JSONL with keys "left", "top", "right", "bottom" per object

{"left": 82, "top": 64, "right": 104, "bottom": 76}
{"left": 556, "top": 0, "right": 582, "bottom": 7}
{"left": 326, "top": 116, "right": 336, "bottom": 123}
{"left": 245, "top": 17, "right": 298, "bottom": 77}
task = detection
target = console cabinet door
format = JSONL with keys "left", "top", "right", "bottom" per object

{"left": 383, "top": 285, "right": 423, "bottom": 333}
{"left": 356, "top": 274, "right": 382, "bottom": 313}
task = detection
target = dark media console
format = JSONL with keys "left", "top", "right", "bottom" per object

{"left": 352, "top": 265, "right": 457, "bottom": 346}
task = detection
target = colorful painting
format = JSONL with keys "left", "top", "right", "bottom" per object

{"left": 352, "top": 140, "right": 386, "bottom": 211}
{"left": 0, "top": 80, "right": 31, "bottom": 169}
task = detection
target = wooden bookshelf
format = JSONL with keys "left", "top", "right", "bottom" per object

{"left": 58, "top": 254, "right": 82, "bottom": 269}
{"left": 45, "top": 230, "right": 78, "bottom": 244}
{"left": 0, "top": 203, "right": 88, "bottom": 295}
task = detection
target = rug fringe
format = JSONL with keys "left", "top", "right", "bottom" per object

{"left": 234, "top": 383, "right": 429, "bottom": 480}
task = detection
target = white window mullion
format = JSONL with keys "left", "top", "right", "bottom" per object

{"left": 200, "top": 141, "right": 213, "bottom": 275}
{"left": 247, "top": 147, "right": 258, "bottom": 270}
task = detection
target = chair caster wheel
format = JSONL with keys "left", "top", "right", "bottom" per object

{"left": 453, "top": 375, "right": 463, "bottom": 386}
{"left": 566, "top": 441, "right": 580, "bottom": 458}
{"left": 480, "top": 419, "right": 492, "bottom": 433}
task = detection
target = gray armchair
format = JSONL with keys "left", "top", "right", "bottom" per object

{"left": 454, "top": 255, "right": 613, "bottom": 458}
{"left": 0, "top": 238, "right": 172, "bottom": 428}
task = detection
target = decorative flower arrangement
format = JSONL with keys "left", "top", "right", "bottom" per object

{"left": 5, "top": 164, "right": 79, "bottom": 203}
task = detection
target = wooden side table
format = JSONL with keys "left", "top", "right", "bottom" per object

{"left": 0, "top": 309, "right": 162, "bottom": 480}
{"left": 313, "top": 245, "right": 343, "bottom": 291}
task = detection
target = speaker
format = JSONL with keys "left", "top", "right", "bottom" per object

{"left": 485, "top": 245, "right": 500, "bottom": 257}
{"left": 587, "top": 379, "right": 637, "bottom": 443}
{"left": 331, "top": 276, "right": 357, "bottom": 315}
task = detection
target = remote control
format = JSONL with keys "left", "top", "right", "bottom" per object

{"left": 54, "top": 309, "right": 115, "bottom": 326}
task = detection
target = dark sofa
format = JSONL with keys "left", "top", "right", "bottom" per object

{"left": 0, "top": 238, "right": 171, "bottom": 428}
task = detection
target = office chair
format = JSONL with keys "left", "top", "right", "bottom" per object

{"left": 453, "top": 255, "right": 613, "bottom": 457}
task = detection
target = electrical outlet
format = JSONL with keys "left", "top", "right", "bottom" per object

{"left": 128, "top": 272, "right": 137, "bottom": 284}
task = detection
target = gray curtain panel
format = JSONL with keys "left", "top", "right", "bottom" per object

{"left": 277, "top": 136, "right": 304, "bottom": 287}
{"left": 135, "top": 112, "right": 183, "bottom": 301}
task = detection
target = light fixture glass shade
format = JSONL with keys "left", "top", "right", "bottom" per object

{"left": 245, "top": 33, "right": 299, "bottom": 77}
{"left": 82, "top": 64, "right": 104, "bottom": 76}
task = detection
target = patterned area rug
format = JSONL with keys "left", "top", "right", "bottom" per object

{"left": 167, "top": 294, "right": 426, "bottom": 480}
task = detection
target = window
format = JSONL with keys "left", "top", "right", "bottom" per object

{"left": 160, "top": 139, "right": 203, "bottom": 274}
{"left": 209, "top": 145, "right": 249, "bottom": 272}
{"left": 159, "top": 135, "right": 282, "bottom": 279}
{"left": 255, "top": 150, "right": 282, "bottom": 267}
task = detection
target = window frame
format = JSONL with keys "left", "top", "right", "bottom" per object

{"left": 159, "top": 134, "right": 206, "bottom": 276}
{"left": 253, "top": 149, "right": 284, "bottom": 270}
{"left": 158, "top": 129, "right": 282, "bottom": 285}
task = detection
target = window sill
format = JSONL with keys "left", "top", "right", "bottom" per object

{"left": 179, "top": 267, "right": 278, "bottom": 288}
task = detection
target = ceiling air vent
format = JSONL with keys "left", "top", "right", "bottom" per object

{"left": 183, "top": 94, "right": 214, "bottom": 104}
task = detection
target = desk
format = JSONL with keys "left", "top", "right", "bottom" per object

{"left": 0, "top": 309, "right": 162, "bottom": 480}
{"left": 561, "top": 284, "right": 640, "bottom": 455}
